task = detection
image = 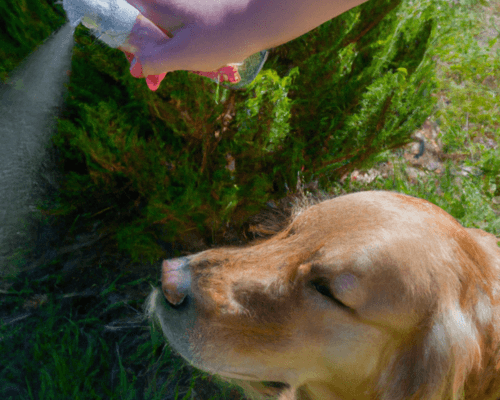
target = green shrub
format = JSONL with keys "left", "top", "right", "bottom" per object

{"left": 49, "top": 0, "right": 441, "bottom": 262}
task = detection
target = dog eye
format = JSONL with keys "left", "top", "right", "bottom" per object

{"left": 261, "top": 381, "right": 289, "bottom": 390}
{"left": 310, "top": 281, "right": 349, "bottom": 309}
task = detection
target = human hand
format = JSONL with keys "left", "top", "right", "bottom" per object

{"left": 122, "top": 0, "right": 258, "bottom": 77}
{"left": 118, "top": 13, "right": 242, "bottom": 90}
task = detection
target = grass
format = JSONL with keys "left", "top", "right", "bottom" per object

{"left": 1, "top": 261, "right": 246, "bottom": 400}
{"left": 1, "top": 0, "right": 499, "bottom": 399}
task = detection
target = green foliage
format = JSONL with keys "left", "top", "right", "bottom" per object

{"left": 48, "top": 0, "right": 440, "bottom": 262}
{"left": 430, "top": 2, "right": 499, "bottom": 139}
{"left": 0, "top": 0, "right": 66, "bottom": 82}
{"left": 0, "top": 286, "right": 240, "bottom": 400}
{"left": 284, "top": 0, "right": 439, "bottom": 184}
{"left": 427, "top": 0, "right": 500, "bottom": 199}
{"left": 236, "top": 68, "right": 298, "bottom": 153}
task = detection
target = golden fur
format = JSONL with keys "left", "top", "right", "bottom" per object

{"left": 146, "top": 190, "right": 500, "bottom": 400}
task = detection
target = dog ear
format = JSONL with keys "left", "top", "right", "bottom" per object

{"left": 377, "top": 304, "right": 481, "bottom": 400}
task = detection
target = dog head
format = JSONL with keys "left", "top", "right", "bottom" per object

{"left": 146, "top": 191, "right": 500, "bottom": 400}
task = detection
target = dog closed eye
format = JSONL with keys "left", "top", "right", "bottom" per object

{"left": 310, "top": 280, "right": 350, "bottom": 310}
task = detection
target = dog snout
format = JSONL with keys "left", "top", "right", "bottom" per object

{"left": 161, "top": 257, "right": 191, "bottom": 306}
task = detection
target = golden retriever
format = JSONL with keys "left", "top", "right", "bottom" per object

{"left": 146, "top": 190, "right": 500, "bottom": 400}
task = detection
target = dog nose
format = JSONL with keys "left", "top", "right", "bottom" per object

{"left": 161, "top": 257, "right": 191, "bottom": 306}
